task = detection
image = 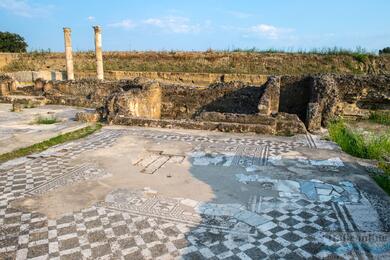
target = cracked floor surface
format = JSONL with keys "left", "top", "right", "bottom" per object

{"left": 1, "top": 124, "right": 390, "bottom": 259}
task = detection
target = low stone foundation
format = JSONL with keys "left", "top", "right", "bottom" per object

{"left": 1, "top": 72, "right": 389, "bottom": 135}
{"left": 110, "top": 116, "right": 276, "bottom": 134}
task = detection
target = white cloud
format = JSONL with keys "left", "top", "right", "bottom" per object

{"left": 108, "top": 19, "right": 136, "bottom": 30}
{"left": 143, "top": 16, "right": 201, "bottom": 34}
{"left": 0, "top": 0, "right": 52, "bottom": 17}
{"left": 87, "top": 16, "right": 95, "bottom": 22}
{"left": 248, "top": 24, "right": 293, "bottom": 40}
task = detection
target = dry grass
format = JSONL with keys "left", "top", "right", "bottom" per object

{"left": 2, "top": 51, "right": 389, "bottom": 75}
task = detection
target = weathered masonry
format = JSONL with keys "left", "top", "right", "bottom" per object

{"left": 1, "top": 73, "right": 388, "bottom": 136}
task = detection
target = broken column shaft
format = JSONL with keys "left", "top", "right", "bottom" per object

{"left": 63, "top": 28, "right": 75, "bottom": 80}
{"left": 93, "top": 26, "right": 104, "bottom": 80}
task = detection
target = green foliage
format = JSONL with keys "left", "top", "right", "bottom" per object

{"left": 379, "top": 47, "right": 390, "bottom": 55}
{"left": 0, "top": 124, "right": 102, "bottom": 163}
{"left": 369, "top": 111, "right": 390, "bottom": 125}
{"left": 328, "top": 119, "right": 368, "bottom": 158}
{"left": 34, "top": 116, "right": 59, "bottom": 124}
{"left": 0, "top": 31, "right": 28, "bottom": 53}
{"left": 328, "top": 119, "right": 390, "bottom": 195}
{"left": 328, "top": 119, "right": 390, "bottom": 161}
{"left": 373, "top": 162, "right": 390, "bottom": 195}
{"left": 352, "top": 53, "right": 368, "bottom": 63}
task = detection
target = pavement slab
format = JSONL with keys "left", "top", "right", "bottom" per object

{"left": 0, "top": 104, "right": 92, "bottom": 154}
{"left": 1, "top": 122, "right": 390, "bottom": 259}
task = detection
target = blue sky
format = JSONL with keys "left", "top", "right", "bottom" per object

{"left": 0, "top": 0, "right": 389, "bottom": 52}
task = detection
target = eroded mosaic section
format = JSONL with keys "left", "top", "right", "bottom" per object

{"left": 0, "top": 128, "right": 388, "bottom": 259}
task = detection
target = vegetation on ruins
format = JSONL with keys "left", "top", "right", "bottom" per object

{"left": 328, "top": 119, "right": 390, "bottom": 194}
{"left": 228, "top": 46, "right": 373, "bottom": 56}
{"left": 34, "top": 115, "right": 60, "bottom": 125}
{"left": 2, "top": 48, "right": 389, "bottom": 75}
{"left": 0, "top": 31, "right": 28, "bottom": 53}
{"left": 369, "top": 111, "right": 390, "bottom": 126}
{"left": 0, "top": 124, "right": 102, "bottom": 163}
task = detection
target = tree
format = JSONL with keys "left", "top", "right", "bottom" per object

{"left": 379, "top": 47, "right": 390, "bottom": 55}
{"left": 0, "top": 31, "right": 28, "bottom": 53}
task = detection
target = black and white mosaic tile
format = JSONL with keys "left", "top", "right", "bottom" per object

{"left": 0, "top": 128, "right": 387, "bottom": 259}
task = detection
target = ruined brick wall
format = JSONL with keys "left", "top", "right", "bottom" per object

{"left": 44, "top": 78, "right": 265, "bottom": 119}
{"left": 258, "top": 76, "right": 280, "bottom": 115}
{"left": 0, "top": 75, "right": 17, "bottom": 96}
{"left": 334, "top": 74, "right": 390, "bottom": 111}
{"left": 106, "top": 80, "right": 161, "bottom": 119}
{"left": 44, "top": 79, "right": 123, "bottom": 107}
{"left": 160, "top": 82, "right": 264, "bottom": 119}
{"left": 279, "top": 76, "right": 311, "bottom": 122}
{"left": 277, "top": 74, "right": 390, "bottom": 131}
{"left": 38, "top": 74, "right": 389, "bottom": 134}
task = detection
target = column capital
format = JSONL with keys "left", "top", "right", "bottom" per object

{"left": 63, "top": 27, "right": 71, "bottom": 33}
{"left": 93, "top": 26, "right": 102, "bottom": 33}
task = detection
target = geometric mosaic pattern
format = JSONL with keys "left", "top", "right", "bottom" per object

{"left": 1, "top": 129, "right": 118, "bottom": 183}
{"left": 26, "top": 163, "right": 110, "bottom": 196}
{"left": 0, "top": 128, "right": 383, "bottom": 259}
{"left": 125, "top": 128, "right": 315, "bottom": 156}
{"left": 0, "top": 191, "right": 371, "bottom": 259}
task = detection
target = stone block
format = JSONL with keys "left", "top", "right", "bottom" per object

{"left": 75, "top": 112, "right": 101, "bottom": 123}
{"left": 34, "top": 78, "right": 46, "bottom": 91}
{"left": 306, "top": 102, "right": 322, "bottom": 132}
{"left": 0, "top": 75, "right": 17, "bottom": 96}
{"left": 258, "top": 76, "right": 280, "bottom": 115}
{"left": 12, "top": 102, "right": 22, "bottom": 112}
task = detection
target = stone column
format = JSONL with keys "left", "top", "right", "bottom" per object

{"left": 93, "top": 26, "right": 104, "bottom": 80}
{"left": 63, "top": 28, "right": 75, "bottom": 80}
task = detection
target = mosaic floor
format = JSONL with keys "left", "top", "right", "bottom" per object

{"left": 1, "top": 127, "right": 389, "bottom": 259}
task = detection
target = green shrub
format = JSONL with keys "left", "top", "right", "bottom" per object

{"left": 34, "top": 116, "right": 59, "bottom": 124}
{"left": 373, "top": 162, "right": 390, "bottom": 195}
{"left": 328, "top": 119, "right": 390, "bottom": 194}
{"left": 369, "top": 111, "right": 390, "bottom": 125}
{"left": 328, "top": 120, "right": 368, "bottom": 158}
{"left": 329, "top": 119, "right": 390, "bottom": 161}
{"left": 352, "top": 53, "right": 368, "bottom": 63}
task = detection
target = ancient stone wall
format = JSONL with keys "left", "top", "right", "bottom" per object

{"left": 305, "top": 74, "right": 390, "bottom": 131}
{"left": 43, "top": 79, "right": 120, "bottom": 107}
{"left": 5, "top": 70, "right": 268, "bottom": 87}
{"left": 161, "top": 82, "right": 264, "bottom": 119}
{"left": 106, "top": 79, "right": 161, "bottom": 119}
{"left": 258, "top": 76, "right": 280, "bottom": 115}
{"left": 6, "top": 73, "right": 388, "bottom": 135}
{"left": 279, "top": 76, "right": 311, "bottom": 122}
{"left": 0, "top": 75, "right": 17, "bottom": 96}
